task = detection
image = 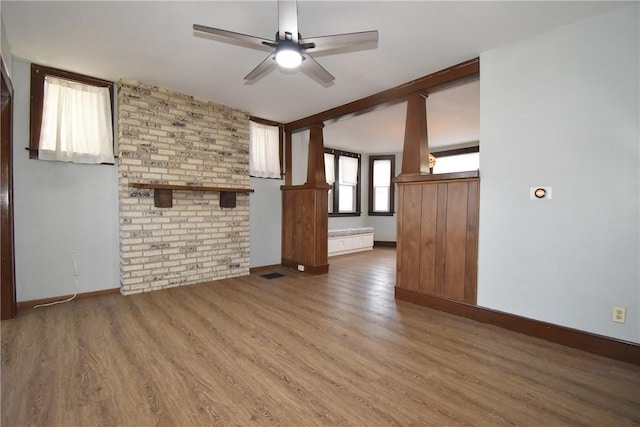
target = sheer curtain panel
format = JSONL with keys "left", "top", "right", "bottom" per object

{"left": 249, "top": 121, "right": 281, "bottom": 178}
{"left": 339, "top": 156, "right": 358, "bottom": 186}
{"left": 338, "top": 156, "right": 358, "bottom": 212}
{"left": 324, "top": 153, "right": 335, "bottom": 185}
{"left": 38, "top": 76, "right": 114, "bottom": 164}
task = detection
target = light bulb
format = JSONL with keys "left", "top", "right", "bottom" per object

{"left": 275, "top": 48, "right": 302, "bottom": 69}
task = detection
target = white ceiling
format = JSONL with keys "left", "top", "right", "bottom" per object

{"left": 325, "top": 79, "right": 479, "bottom": 154}
{"left": 2, "top": 1, "right": 629, "bottom": 153}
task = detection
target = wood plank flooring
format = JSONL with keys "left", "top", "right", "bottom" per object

{"left": 2, "top": 248, "right": 639, "bottom": 426}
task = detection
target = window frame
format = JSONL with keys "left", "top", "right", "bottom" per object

{"left": 430, "top": 145, "right": 479, "bottom": 174}
{"left": 324, "top": 147, "right": 361, "bottom": 217}
{"left": 248, "top": 116, "right": 284, "bottom": 179}
{"left": 368, "top": 154, "right": 396, "bottom": 216}
{"left": 29, "top": 63, "right": 115, "bottom": 161}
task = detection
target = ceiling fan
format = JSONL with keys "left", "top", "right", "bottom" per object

{"left": 193, "top": 0, "right": 379, "bottom": 84}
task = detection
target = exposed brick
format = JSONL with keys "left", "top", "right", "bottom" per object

{"left": 118, "top": 79, "right": 250, "bottom": 295}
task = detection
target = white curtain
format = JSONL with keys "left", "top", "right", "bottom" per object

{"left": 38, "top": 75, "right": 114, "bottom": 164}
{"left": 249, "top": 121, "right": 281, "bottom": 178}
{"left": 324, "top": 153, "right": 335, "bottom": 185}
{"left": 339, "top": 156, "right": 358, "bottom": 185}
{"left": 373, "top": 159, "right": 391, "bottom": 187}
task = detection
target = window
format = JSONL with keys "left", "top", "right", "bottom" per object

{"left": 324, "top": 148, "right": 361, "bottom": 216}
{"left": 431, "top": 146, "right": 479, "bottom": 174}
{"left": 30, "top": 64, "right": 114, "bottom": 164}
{"left": 368, "top": 155, "right": 395, "bottom": 215}
{"left": 249, "top": 119, "right": 282, "bottom": 178}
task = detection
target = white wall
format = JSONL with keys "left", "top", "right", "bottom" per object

{"left": 1, "top": 13, "right": 13, "bottom": 75}
{"left": 478, "top": 5, "right": 639, "bottom": 343}
{"left": 12, "top": 59, "right": 120, "bottom": 301}
{"left": 291, "top": 130, "right": 309, "bottom": 185}
{"left": 249, "top": 176, "right": 282, "bottom": 268}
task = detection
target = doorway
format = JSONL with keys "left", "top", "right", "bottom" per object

{"left": 1, "top": 56, "right": 17, "bottom": 319}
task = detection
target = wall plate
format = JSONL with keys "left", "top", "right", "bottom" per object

{"left": 530, "top": 186, "right": 552, "bottom": 200}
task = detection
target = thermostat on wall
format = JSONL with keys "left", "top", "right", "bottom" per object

{"left": 530, "top": 186, "right": 552, "bottom": 200}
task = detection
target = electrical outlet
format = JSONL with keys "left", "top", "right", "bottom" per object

{"left": 297, "top": 264, "right": 305, "bottom": 272}
{"left": 612, "top": 306, "right": 626, "bottom": 324}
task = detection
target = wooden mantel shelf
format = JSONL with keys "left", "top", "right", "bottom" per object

{"left": 130, "top": 183, "right": 254, "bottom": 208}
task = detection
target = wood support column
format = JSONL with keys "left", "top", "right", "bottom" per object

{"left": 400, "top": 92, "right": 429, "bottom": 176}
{"left": 306, "top": 123, "right": 327, "bottom": 186}
{"left": 395, "top": 92, "right": 479, "bottom": 309}
{"left": 281, "top": 122, "right": 329, "bottom": 275}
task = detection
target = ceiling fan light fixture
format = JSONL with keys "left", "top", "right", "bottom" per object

{"left": 275, "top": 41, "right": 303, "bottom": 69}
{"left": 193, "top": 0, "right": 379, "bottom": 83}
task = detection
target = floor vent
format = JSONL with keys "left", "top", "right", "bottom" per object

{"left": 260, "top": 272, "right": 285, "bottom": 280}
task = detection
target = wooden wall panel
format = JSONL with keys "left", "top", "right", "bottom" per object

{"left": 443, "top": 182, "right": 469, "bottom": 301}
{"left": 312, "top": 189, "right": 328, "bottom": 266}
{"left": 464, "top": 180, "right": 480, "bottom": 303}
{"left": 396, "top": 185, "right": 407, "bottom": 287}
{"left": 395, "top": 174, "right": 479, "bottom": 304}
{"left": 418, "top": 184, "right": 438, "bottom": 295}
{"left": 281, "top": 186, "right": 329, "bottom": 274}
{"left": 281, "top": 190, "right": 295, "bottom": 262}
{"left": 434, "top": 183, "right": 448, "bottom": 296}
{"left": 397, "top": 184, "right": 422, "bottom": 290}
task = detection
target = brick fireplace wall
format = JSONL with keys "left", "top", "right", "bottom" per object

{"left": 117, "top": 79, "right": 250, "bottom": 295}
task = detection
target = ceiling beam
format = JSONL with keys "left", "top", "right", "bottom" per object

{"left": 285, "top": 57, "right": 479, "bottom": 133}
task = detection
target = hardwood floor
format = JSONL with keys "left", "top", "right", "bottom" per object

{"left": 2, "top": 248, "right": 639, "bottom": 426}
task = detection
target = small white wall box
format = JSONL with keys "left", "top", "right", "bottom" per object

{"left": 530, "top": 186, "right": 552, "bottom": 200}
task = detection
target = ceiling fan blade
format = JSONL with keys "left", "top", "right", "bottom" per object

{"left": 244, "top": 53, "right": 277, "bottom": 81}
{"left": 278, "top": 0, "right": 298, "bottom": 42}
{"left": 193, "top": 24, "right": 273, "bottom": 51}
{"left": 300, "top": 54, "right": 334, "bottom": 84}
{"left": 301, "top": 30, "right": 379, "bottom": 53}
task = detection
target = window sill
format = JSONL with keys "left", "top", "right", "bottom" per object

{"left": 329, "top": 212, "right": 362, "bottom": 217}
{"left": 368, "top": 212, "right": 395, "bottom": 216}
{"left": 25, "top": 147, "right": 116, "bottom": 164}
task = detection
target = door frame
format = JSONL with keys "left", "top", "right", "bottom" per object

{"left": 1, "top": 55, "right": 17, "bottom": 319}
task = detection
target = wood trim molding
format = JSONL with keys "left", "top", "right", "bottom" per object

{"left": 286, "top": 58, "right": 479, "bottom": 132}
{"left": 249, "top": 264, "right": 283, "bottom": 274}
{"left": 17, "top": 287, "right": 121, "bottom": 310}
{"left": 395, "top": 287, "right": 640, "bottom": 365}
{"left": 394, "top": 170, "right": 479, "bottom": 184}
{"left": 282, "top": 259, "right": 329, "bottom": 275}
{"left": 248, "top": 116, "right": 283, "bottom": 127}
{"left": 29, "top": 63, "right": 115, "bottom": 159}
{"left": 1, "top": 55, "right": 17, "bottom": 320}
{"left": 432, "top": 145, "right": 479, "bottom": 157}
{"left": 368, "top": 154, "right": 396, "bottom": 216}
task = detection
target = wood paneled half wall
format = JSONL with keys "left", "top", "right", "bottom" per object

{"left": 396, "top": 171, "right": 479, "bottom": 304}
